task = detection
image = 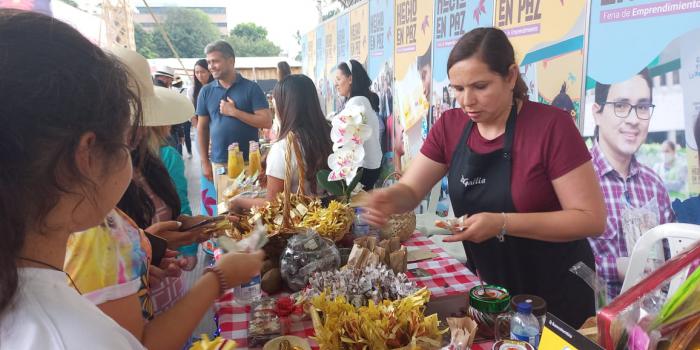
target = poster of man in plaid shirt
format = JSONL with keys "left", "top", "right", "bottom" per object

{"left": 588, "top": 69, "right": 676, "bottom": 302}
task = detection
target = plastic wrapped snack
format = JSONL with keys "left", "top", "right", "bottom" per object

{"left": 247, "top": 297, "right": 281, "bottom": 347}
{"left": 280, "top": 230, "right": 340, "bottom": 291}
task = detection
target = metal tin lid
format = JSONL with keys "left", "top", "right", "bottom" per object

{"left": 510, "top": 294, "right": 547, "bottom": 317}
{"left": 492, "top": 339, "right": 535, "bottom": 350}
{"left": 469, "top": 285, "right": 511, "bottom": 314}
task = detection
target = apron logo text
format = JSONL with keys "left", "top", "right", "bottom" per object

{"left": 460, "top": 176, "right": 486, "bottom": 188}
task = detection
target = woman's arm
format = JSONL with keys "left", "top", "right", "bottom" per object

{"left": 362, "top": 154, "right": 447, "bottom": 227}
{"left": 228, "top": 175, "right": 284, "bottom": 213}
{"left": 444, "top": 161, "right": 606, "bottom": 243}
{"left": 100, "top": 251, "right": 263, "bottom": 350}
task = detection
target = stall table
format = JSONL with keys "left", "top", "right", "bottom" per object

{"left": 215, "top": 231, "right": 494, "bottom": 349}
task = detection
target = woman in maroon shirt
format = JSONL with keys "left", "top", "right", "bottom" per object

{"left": 362, "top": 28, "right": 606, "bottom": 328}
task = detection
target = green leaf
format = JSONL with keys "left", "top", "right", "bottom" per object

{"left": 345, "top": 168, "right": 364, "bottom": 197}
{"left": 316, "top": 169, "right": 345, "bottom": 196}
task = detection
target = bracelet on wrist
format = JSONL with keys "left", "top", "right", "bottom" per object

{"left": 497, "top": 212, "right": 507, "bottom": 243}
{"left": 204, "top": 265, "right": 229, "bottom": 297}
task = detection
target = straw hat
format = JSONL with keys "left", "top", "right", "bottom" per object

{"left": 110, "top": 47, "right": 193, "bottom": 126}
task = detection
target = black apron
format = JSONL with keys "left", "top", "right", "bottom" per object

{"left": 447, "top": 103, "right": 595, "bottom": 328}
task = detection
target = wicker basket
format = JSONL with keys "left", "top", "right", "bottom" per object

{"left": 262, "top": 132, "right": 310, "bottom": 258}
{"left": 379, "top": 172, "right": 416, "bottom": 242}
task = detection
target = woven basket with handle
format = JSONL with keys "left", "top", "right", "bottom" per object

{"left": 263, "top": 132, "right": 310, "bottom": 259}
{"left": 378, "top": 172, "right": 416, "bottom": 242}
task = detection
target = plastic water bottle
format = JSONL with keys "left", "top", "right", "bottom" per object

{"left": 353, "top": 208, "right": 370, "bottom": 238}
{"left": 232, "top": 275, "right": 261, "bottom": 306}
{"left": 510, "top": 302, "right": 540, "bottom": 348}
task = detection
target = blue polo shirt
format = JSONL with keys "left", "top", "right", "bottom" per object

{"left": 196, "top": 73, "right": 268, "bottom": 163}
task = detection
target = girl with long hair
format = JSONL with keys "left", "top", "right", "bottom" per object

{"left": 189, "top": 59, "right": 214, "bottom": 128}
{"left": 228, "top": 74, "right": 333, "bottom": 212}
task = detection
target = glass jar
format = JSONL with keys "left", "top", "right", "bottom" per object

{"left": 466, "top": 285, "right": 511, "bottom": 339}
{"left": 280, "top": 230, "right": 341, "bottom": 291}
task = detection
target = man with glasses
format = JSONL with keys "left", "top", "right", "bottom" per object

{"left": 589, "top": 69, "right": 675, "bottom": 301}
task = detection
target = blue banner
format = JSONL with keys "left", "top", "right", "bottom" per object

{"left": 587, "top": 0, "right": 700, "bottom": 84}
{"left": 369, "top": 0, "right": 396, "bottom": 178}
{"left": 337, "top": 13, "right": 351, "bottom": 64}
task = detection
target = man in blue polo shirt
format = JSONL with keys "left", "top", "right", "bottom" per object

{"left": 196, "top": 40, "right": 272, "bottom": 191}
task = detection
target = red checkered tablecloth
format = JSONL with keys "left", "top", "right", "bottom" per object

{"left": 215, "top": 231, "right": 492, "bottom": 349}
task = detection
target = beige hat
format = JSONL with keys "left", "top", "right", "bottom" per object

{"left": 110, "top": 47, "right": 193, "bottom": 126}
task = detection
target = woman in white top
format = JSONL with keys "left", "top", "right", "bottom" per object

{"left": 334, "top": 59, "right": 383, "bottom": 189}
{"left": 229, "top": 74, "right": 333, "bottom": 212}
{"left": 0, "top": 10, "right": 262, "bottom": 349}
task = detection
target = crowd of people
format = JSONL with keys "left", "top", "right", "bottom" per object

{"left": 2, "top": 7, "right": 700, "bottom": 350}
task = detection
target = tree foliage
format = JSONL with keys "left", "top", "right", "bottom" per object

{"left": 134, "top": 8, "right": 219, "bottom": 58}
{"left": 134, "top": 24, "right": 157, "bottom": 59}
{"left": 226, "top": 23, "right": 281, "bottom": 57}
{"left": 134, "top": 10, "right": 282, "bottom": 58}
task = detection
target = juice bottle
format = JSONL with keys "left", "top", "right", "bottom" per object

{"left": 236, "top": 148, "right": 245, "bottom": 177}
{"left": 227, "top": 143, "right": 243, "bottom": 179}
{"left": 247, "top": 141, "right": 262, "bottom": 178}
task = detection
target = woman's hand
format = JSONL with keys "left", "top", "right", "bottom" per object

{"left": 360, "top": 188, "right": 399, "bottom": 228}
{"left": 226, "top": 197, "right": 244, "bottom": 214}
{"left": 149, "top": 250, "right": 187, "bottom": 285}
{"left": 147, "top": 219, "right": 213, "bottom": 250}
{"left": 443, "top": 212, "right": 504, "bottom": 243}
{"left": 216, "top": 250, "right": 265, "bottom": 287}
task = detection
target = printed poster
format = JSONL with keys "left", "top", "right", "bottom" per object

{"left": 394, "top": 0, "right": 433, "bottom": 172}
{"left": 369, "top": 0, "right": 396, "bottom": 180}
{"left": 350, "top": 2, "right": 369, "bottom": 66}
{"left": 336, "top": 12, "right": 350, "bottom": 110}
{"left": 495, "top": 0, "right": 588, "bottom": 123}
{"left": 323, "top": 19, "right": 337, "bottom": 116}
{"left": 584, "top": 0, "right": 700, "bottom": 200}
{"left": 337, "top": 12, "right": 350, "bottom": 65}
{"left": 301, "top": 32, "right": 311, "bottom": 78}
{"left": 314, "top": 25, "right": 326, "bottom": 115}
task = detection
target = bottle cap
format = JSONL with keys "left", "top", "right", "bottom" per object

{"left": 228, "top": 142, "right": 239, "bottom": 151}
{"left": 516, "top": 302, "right": 532, "bottom": 314}
{"left": 510, "top": 294, "right": 547, "bottom": 317}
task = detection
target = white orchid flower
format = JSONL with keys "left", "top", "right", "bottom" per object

{"left": 331, "top": 123, "right": 372, "bottom": 150}
{"left": 327, "top": 146, "right": 365, "bottom": 184}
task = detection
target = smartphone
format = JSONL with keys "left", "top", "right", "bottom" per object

{"left": 145, "top": 232, "right": 168, "bottom": 267}
{"left": 179, "top": 216, "right": 225, "bottom": 232}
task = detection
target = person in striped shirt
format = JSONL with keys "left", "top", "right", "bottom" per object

{"left": 588, "top": 69, "right": 675, "bottom": 301}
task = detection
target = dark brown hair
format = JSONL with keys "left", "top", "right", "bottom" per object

{"left": 277, "top": 61, "right": 292, "bottom": 81}
{"left": 192, "top": 58, "right": 213, "bottom": 108}
{"left": 117, "top": 131, "right": 181, "bottom": 228}
{"left": 0, "top": 9, "right": 142, "bottom": 315}
{"left": 447, "top": 27, "right": 528, "bottom": 99}
{"left": 594, "top": 68, "right": 653, "bottom": 107}
{"left": 337, "top": 59, "right": 380, "bottom": 112}
{"left": 273, "top": 75, "right": 332, "bottom": 192}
